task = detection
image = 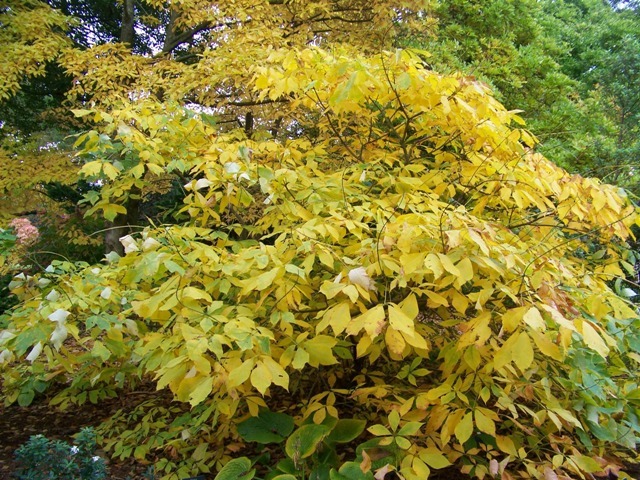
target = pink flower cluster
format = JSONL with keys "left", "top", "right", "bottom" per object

{"left": 10, "top": 217, "right": 39, "bottom": 246}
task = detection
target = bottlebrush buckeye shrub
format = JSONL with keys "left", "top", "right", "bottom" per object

{"left": 2, "top": 47, "right": 640, "bottom": 480}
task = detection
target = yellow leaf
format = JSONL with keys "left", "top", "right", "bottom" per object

{"left": 187, "top": 375, "right": 213, "bottom": 406}
{"left": 251, "top": 361, "right": 272, "bottom": 395}
{"left": 320, "top": 281, "right": 344, "bottom": 299}
{"left": 303, "top": 335, "right": 338, "bottom": 366}
{"left": 227, "top": 358, "right": 255, "bottom": 388}
{"left": 80, "top": 160, "right": 103, "bottom": 177}
{"left": 346, "top": 304, "right": 386, "bottom": 337}
{"left": 530, "top": 330, "right": 563, "bottom": 360}
{"left": 551, "top": 408, "right": 582, "bottom": 429}
{"left": 400, "top": 293, "right": 419, "bottom": 320}
{"left": 501, "top": 307, "right": 527, "bottom": 333}
{"left": 181, "top": 286, "right": 212, "bottom": 303}
{"left": 389, "top": 304, "right": 415, "bottom": 336}
{"left": 513, "top": 332, "right": 534, "bottom": 372}
{"left": 451, "top": 291, "right": 469, "bottom": 314}
{"left": 456, "top": 257, "right": 474, "bottom": 286}
{"left": 400, "top": 252, "right": 426, "bottom": 275}
{"left": 102, "top": 162, "right": 120, "bottom": 180}
{"left": 463, "top": 347, "right": 481, "bottom": 370}
{"left": 261, "top": 356, "right": 289, "bottom": 390}
{"left": 255, "top": 268, "right": 280, "bottom": 291}
{"left": 425, "top": 253, "right": 444, "bottom": 278}
{"left": 343, "top": 284, "right": 359, "bottom": 302}
{"left": 385, "top": 326, "right": 406, "bottom": 357}
{"left": 419, "top": 448, "right": 452, "bottom": 469}
{"left": 318, "top": 250, "right": 334, "bottom": 268}
{"left": 569, "top": 455, "right": 602, "bottom": 473}
{"left": 402, "top": 330, "right": 428, "bottom": 350}
{"left": 496, "top": 435, "right": 518, "bottom": 456}
{"left": 523, "top": 307, "right": 546, "bottom": 331}
{"left": 454, "top": 411, "right": 473, "bottom": 444}
{"left": 493, "top": 333, "right": 517, "bottom": 370}
{"left": 321, "top": 301, "right": 351, "bottom": 335}
{"left": 292, "top": 348, "right": 310, "bottom": 369}
{"left": 468, "top": 229, "right": 490, "bottom": 255}
{"left": 438, "top": 253, "right": 460, "bottom": 277}
{"left": 102, "top": 203, "right": 127, "bottom": 222}
{"left": 474, "top": 409, "right": 496, "bottom": 436}
{"left": 579, "top": 320, "right": 609, "bottom": 358}
{"left": 425, "top": 290, "right": 449, "bottom": 307}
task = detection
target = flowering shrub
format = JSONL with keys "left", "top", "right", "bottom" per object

{"left": 14, "top": 427, "right": 108, "bottom": 480}
{"left": 9, "top": 218, "right": 39, "bottom": 247}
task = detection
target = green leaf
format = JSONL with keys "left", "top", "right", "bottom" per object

{"left": 285, "top": 424, "right": 331, "bottom": 460}
{"left": 18, "top": 390, "right": 35, "bottom": 407}
{"left": 326, "top": 419, "right": 367, "bottom": 444}
{"left": 237, "top": 410, "right": 295, "bottom": 444}
{"left": 214, "top": 457, "right": 255, "bottom": 480}
{"left": 332, "top": 462, "right": 375, "bottom": 480}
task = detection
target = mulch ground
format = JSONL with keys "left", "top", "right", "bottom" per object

{"left": 0, "top": 391, "right": 152, "bottom": 480}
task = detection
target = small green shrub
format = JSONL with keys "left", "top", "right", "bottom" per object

{"left": 14, "top": 427, "right": 108, "bottom": 480}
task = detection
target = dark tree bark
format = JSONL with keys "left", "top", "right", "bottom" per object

{"left": 120, "top": 0, "right": 135, "bottom": 47}
{"left": 104, "top": 190, "right": 141, "bottom": 256}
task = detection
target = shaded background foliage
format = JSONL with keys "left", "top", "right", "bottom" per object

{"left": 1, "top": 1, "right": 640, "bottom": 479}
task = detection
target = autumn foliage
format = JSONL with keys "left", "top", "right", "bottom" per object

{"left": 2, "top": 2, "right": 640, "bottom": 480}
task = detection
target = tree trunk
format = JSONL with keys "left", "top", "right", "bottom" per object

{"left": 163, "top": 9, "right": 179, "bottom": 54}
{"left": 120, "top": 0, "right": 135, "bottom": 47}
{"left": 104, "top": 191, "right": 141, "bottom": 256}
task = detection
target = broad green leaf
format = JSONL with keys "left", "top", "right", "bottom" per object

{"left": 331, "top": 462, "right": 375, "bottom": 480}
{"left": 237, "top": 410, "right": 295, "bottom": 444}
{"left": 214, "top": 457, "right": 255, "bottom": 480}
{"left": 326, "top": 419, "right": 367, "bottom": 444}
{"left": 285, "top": 424, "right": 331, "bottom": 460}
